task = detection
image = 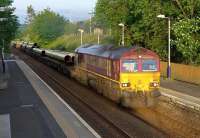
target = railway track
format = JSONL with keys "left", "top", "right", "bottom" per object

{"left": 13, "top": 49, "right": 166, "bottom": 138}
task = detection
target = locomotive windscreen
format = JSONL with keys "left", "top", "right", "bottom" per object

{"left": 121, "top": 60, "right": 138, "bottom": 72}
{"left": 142, "top": 59, "right": 157, "bottom": 72}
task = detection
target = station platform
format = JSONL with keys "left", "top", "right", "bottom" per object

{"left": 160, "top": 78, "right": 200, "bottom": 110}
{"left": 161, "top": 78, "right": 200, "bottom": 98}
{"left": 0, "top": 59, "right": 100, "bottom": 138}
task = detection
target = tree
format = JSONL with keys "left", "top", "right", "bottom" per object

{"left": 64, "top": 21, "right": 78, "bottom": 34}
{"left": 172, "top": 18, "right": 200, "bottom": 64}
{"left": 95, "top": 0, "right": 200, "bottom": 64}
{"left": 29, "top": 8, "right": 66, "bottom": 45}
{"left": 25, "top": 5, "right": 35, "bottom": 24}
{"left": 0, "top": 0, "right": 18, "bottom": 51}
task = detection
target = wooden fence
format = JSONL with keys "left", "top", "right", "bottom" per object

{"left": 160, "top": 62, "right": 200, "bottom": 85}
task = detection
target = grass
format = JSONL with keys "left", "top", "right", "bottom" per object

{"left": 44, "top": 33, "right": 113, "bottom": 52}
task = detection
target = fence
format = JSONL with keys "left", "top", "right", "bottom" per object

{"left": 160, "top": 62, "right": 200, "bottom": 85}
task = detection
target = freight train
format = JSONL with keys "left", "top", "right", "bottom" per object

{"left": 16, "top": 42, "right": 161, "bottom": 108}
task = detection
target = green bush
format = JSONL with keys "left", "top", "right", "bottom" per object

{"left": 44, "top": 34, "right": 111, "bottom": 52}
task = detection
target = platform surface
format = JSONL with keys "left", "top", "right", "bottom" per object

{"left": 161, "top": 78, "right": 200, "bottom": 98}
{"left": 0, "top": 60, "right": 66, "bottom": 138}
{"left": 0, "top": 60, "right": 99, "bottom": 138}
{"left": 160, "top": 78, "right": 200, "bottom": 109}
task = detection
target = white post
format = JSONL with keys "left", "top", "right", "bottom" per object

{"left": 81, "top": 31, "right": 83, "bottom": 45}
{"left": 78, "top": 29, "right": 84, "bottom": 45}
{"left": 89, "top": 10, "right": 94, "bottom": 35}
{"left": 98, "top": 33, "right": 100, "bottom": 44}
{"left": 90, "top": 16, "right": 92, "bottom": 34}
{"left": 122, "top": 25, "right": 125, "bottom": 46}
{"left": 167, "top": 18, "right": 171, "bottom": 78}
{"left": 119, "top": 23, "right": 125, "bottom": 46}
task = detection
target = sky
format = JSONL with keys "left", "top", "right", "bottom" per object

{"left": 13, "top": 0, "right": 97, "bottom": 23}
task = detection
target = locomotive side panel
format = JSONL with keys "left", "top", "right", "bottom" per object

{"left": 73, "top": 53, "right": 122, "bottom": 102}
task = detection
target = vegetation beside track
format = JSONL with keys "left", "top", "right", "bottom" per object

{"left": 44, "top": 33, "right": 113, "bottom": 52}
{"left": 95, "top": 0, "right": 200, "bottom": 64}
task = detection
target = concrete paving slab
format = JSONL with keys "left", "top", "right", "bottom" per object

{"left": 0, "top": 114, "right": 11, "bottom": 138}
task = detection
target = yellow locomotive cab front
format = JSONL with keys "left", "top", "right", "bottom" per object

{"left": 120, "top": 58, "right": 160, "bottom": 95}
{"left": 120, "top": 72, "right": 160, "bottom": 92}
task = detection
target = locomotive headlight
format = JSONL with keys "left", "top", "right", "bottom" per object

{"left": 150, "top": 82, "right": 159, "bottom": 87}
{"left": 122, "top": 83, "right": 130, "bottom": 87}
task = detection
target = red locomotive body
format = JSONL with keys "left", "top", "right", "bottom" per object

{"left": 75, "top": 45, "right": 160, "bottom": 107}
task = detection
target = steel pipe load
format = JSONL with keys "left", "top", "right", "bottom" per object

{"left": 26, "top": 43, "right": 34, "bottom": 50}
{"left": 45, "top": 50, "right": 75, "bottom": 64}
{"left": 21, "top": 42, "right": 28, "bottom": 51}
{"left": 33, "top": 48, "right": 45, "bottom": 56}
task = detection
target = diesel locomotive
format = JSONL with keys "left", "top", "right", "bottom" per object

{"left": 17, "top": 42, "right": 161, "bottom": 107}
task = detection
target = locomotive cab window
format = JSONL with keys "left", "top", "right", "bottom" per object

{"left": 121, "top": 60, "right": 138, "bottom": 72}
{"left": 142, "top": 59, "right": 157, "bottom": 72}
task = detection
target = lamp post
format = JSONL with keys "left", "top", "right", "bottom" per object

{"left": 157, "top": 14, "right": 171, "bottom": 79}
{"left": 118, "top": 23, "right": 125, "bottom": 46}
{"left": 78, "top": 29, "right": 84, "bottom": 45}
{"left": 89, "top": 15, "right": 92, "bottom": 34}
{"left": 94, "top": 28, "right": 102, "bottom": 44}
{"left": 97, "top": 30, "right": 100, "bottom": 45}
{"left": 88, "top": 10, "right": 94, "bottom": 35}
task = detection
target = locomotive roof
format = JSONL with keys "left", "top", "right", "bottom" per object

{"left": 75, "top": 44, "right": 158, "bottom": 59}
